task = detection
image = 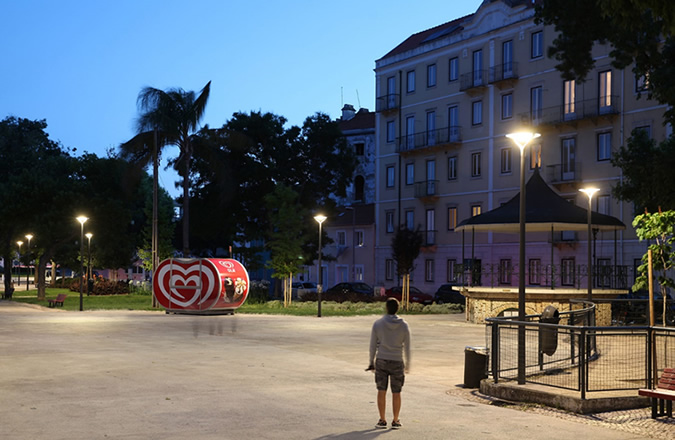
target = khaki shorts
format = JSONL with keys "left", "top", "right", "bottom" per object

{"left": 375, "top": 359, "right": 405, "bottom": 393}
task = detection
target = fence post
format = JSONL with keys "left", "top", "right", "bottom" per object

{"left": 580, "top": 327, "right": 586, "bottom": 400}
{"left": 491, "top": 322, "right": 500, "bottom": 384}
{"left": 647, "top": 326, "right": 653, "bottom": 389}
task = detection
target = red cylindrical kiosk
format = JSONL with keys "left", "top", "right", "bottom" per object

{"left": 153, "top": 258, "right": 249, "bottom": 314}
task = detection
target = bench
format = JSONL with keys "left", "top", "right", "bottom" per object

{"left": 47, "top": 294, "right": 67, "bottom": 308}
{"left": 639, "top": 368, "right": 675, "bottom": 418}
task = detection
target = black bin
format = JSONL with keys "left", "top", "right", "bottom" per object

{"left": 464, "top": 346, "right": 488, "bottom": 388}
{"left": 540, "top": 305, "right": 560, "bottom": 356}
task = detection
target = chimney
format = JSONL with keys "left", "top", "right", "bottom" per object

{"left": 341, "top": 104, "right": 356, "bottom": 121}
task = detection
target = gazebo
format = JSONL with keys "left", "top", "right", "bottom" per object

{"left": 454, "top": 167, "right": 626, "bottom": 324}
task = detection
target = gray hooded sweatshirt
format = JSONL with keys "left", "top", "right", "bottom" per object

{"left": 369, "top": 314, "right": 411, "bottom": 367}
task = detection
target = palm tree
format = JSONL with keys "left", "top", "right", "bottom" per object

{"left": 121, "top": 81, "right": 211, "bottom": 256}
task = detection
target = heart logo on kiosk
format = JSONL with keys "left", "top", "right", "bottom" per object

{"left": 153, "top": 259, "right": 220, "bottom": 311}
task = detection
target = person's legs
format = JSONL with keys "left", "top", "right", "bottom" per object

{"left": 377, "top": 390, "right": 387, "bottom": 421}
{"left": 392, "top": 392, "right": 401, "bottom": 421}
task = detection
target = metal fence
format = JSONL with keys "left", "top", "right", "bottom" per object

{"left": 486, "top": 303, "right": 675, "bottom": 399}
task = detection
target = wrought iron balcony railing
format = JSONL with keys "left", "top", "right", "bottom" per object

{"left": 396, "top": 126, "right": 462, "bottom": 153}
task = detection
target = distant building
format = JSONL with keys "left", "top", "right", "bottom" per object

{"left": 372, "top": 0, "right": 666, "bottom": 294}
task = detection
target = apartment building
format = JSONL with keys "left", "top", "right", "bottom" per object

{"left": 373, "top": 0, "right": 667, "bottom": 294}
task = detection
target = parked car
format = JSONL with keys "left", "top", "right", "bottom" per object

{"left": 434, "top": 284, "right": 465, "bottom": 305}
{"left": 292, "top": 282, "right": 317, "bottom": 299}
{"left": 325, "top": 282, "right": 374, "bottom": 297}
{"left": 385, "top": 286, "right": 434, "bottom": 305}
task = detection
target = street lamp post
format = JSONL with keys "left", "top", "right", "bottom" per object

{"left": 76, "top": 216, "right": 88, "bottom": 311}
{"left": 580, "top": 188, "right": 599, "bottom": 302}
{"left": 314, "top": 214, "right": 327, "bottom": 318}
{"left": 85, "top": 233, "right": 93, "bottom": 296}
{"left": 16, "top": 241, "right": 23, "bottom": 287}
{"left": 25, "top": 234, "right": 33, "bottom": 290}
{"left": 506, "top": 131, "right": 540, "bottom": 385}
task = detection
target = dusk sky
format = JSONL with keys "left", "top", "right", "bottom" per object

{"left": 2, "top": 0, "right": 482, "bottom": 197}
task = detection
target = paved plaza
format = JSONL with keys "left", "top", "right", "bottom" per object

{"left": 0, "top": 300, "right": 673, "bottom": 439}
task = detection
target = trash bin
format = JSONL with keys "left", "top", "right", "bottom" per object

{"left": 464, "top": 346, "right": 488, "bottom": 388}
{"left": 540, "top": 305, "right": 560, "bottom": 356}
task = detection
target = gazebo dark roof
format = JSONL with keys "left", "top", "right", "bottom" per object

{"left": 456, "top": 168, "right": 626, "bottom": 233}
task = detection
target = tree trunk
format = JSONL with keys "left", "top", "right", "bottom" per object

{"left": 36, "top": 256, "right": 47, "bottom": 300}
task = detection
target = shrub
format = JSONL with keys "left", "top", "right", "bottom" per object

{"left": 69, "top": 277, "right": 130, "bottom": 295}
{"left": 247, "top": 280, "right": 271, "bottom": 304}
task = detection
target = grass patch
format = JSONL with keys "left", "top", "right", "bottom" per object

{"left": 8, "top": 290, "right": 464, "bottom": 316}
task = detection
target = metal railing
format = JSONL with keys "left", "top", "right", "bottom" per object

{"left": 546, "top": 162, "right": 582, "bottom": 184}
{"left": 397, "top": 126, "right": 462, "bottom": 153}
{"left": 489, "top": 62, "right": 518, "bottom": 83}
{"left": 518, "top": 96, "right": 620, "bottom": 126}
{"left": 460, "top": 70, "right": 488, "bottom": 91}
{"left": 376, "top": 93, "right": 400, "bottom": 112}
{"left": 413, "top": 180, "right": 438, "bottom": 198}
{"left": 486, "top": 302, "right": 675, "bottom": 399}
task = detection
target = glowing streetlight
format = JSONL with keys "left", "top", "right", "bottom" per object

{"left": 314, "top": 214, "right": 327, "bottom": 318}
{"left": 25, "top": 234, "right": 33, "bottom": 290}
{"left": 16, "top": 241, "right": 23, "bottom": 287}
{"left": 76, "top": 216, "right": 88, "bottom": 311}
{"left": 506, "top": 130, "right": 541, "bottom": 385}
{"left": 580, "top": 188, "right": 600, "bottom": 301}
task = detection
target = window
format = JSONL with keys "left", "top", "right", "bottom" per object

{"left": 471, "top": 205, "right": 482, "bottom": 217}
{"left": 386, "top": 120, "right": 395, "bottom": 143}
{"left": 597, "top": 195, "right": 610, "bottom": 215}
{"left": 563, "top": 80, "right": 576, "bottom": 119}
{"left": 355, "top": 230, "right": 364, "bottom": 247}
{"left": 427, "top": 64, "right": 437, "bottom": 87}
{"left": 425, "top": 209, "right": 435, "bottom": 245}
{"left": 447, "top": 207, "right": 457, "bottom": 230}
{"left": 425, "top": 259, "right": 435, "bottom": 282}
{"left": 472, "top": 100, "right": 482, "bottom": 125}
{"left": 405, "top": 116, "right": 415, "bottom": 150}
{"left": 531, "top": 86, "right": 543, "bottom": 121}
{"left": 531, "top": 31, "right": 543, "bottom": 58}
{"left": 448, "top": 156, "right": 457, "bottom": 180}
{"left": 597, "top": 132, "right": 611, "bottom": 161}
{"left": 426, "top": 159, "right": 436, "bottom": 195}
{"left": 472, "top": 49, "right": 483, "bottom": 86}
{"left": 561, "top": 258, "right": 575, "bottom": 286}
{"left": 636, "top": 74, "right": 649, "bottom": 92}
{"left": 502, "top": 93, "right": 512, "bottom": 119}
{"left": 500, "top": 147, "right": 512, "bottom": 174}
{"left": 426, "top": 111, "right": 436, "bottom": 145}
{"left": 561, "top": 138, "right": 576, "bottom": 180}
{"left": 386, "top": 166, "right": 395, "bottom": 188}
{"left": 635, "top": 125, "right": 652, "bottom": 138}
{"left": 386, "top": 211, "right": 394, "bottom": 233}
{"left": 448, "top": 105, "right": 460, "bottom": 141}
{"left": 337, "top": 231, "right": 346, "bottom": 246}
{"left": 406, "top": 163, "right": 414, "bottom": 185}
{"left": 498, "top": 259, "right": 512, "bottom": 285}
{"left": 529, "top": 259, "right": 541, "bottom": 285}
{"left": 406, "top": 70, "right": 416, "bottom": 93}
{"left": 355, "top": 265, "right": 364, "bottom": 281}
{"left": 354, "top": 142, "right": 364, "bottom": 156}
{"left": 502, "top": 40, "right": 513, "bottom": 77}
{"left": 597, "top": 258, "right": 611, "bottom": 288}
{"left": 405, "top": 210, "right": 414, "bottom": 230}
{"left": 385, "top": 259, "right": 394, "bottom": 280}
{"left": 447, "top": 259, "right": 458, "bottom": 283}
{"left": 599, "top": 70, "right": 612, "bottom": 111}
{"left": 449, "top": 57, "right": 459, "bottom": 81}
{"left": 471, "top": 152, "right": 481, "bottom": 177}
{"left": 530, "top": 143, "right": 542, "bottom": 169}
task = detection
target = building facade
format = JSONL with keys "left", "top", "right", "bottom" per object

{"left": 373, "top": 0, "right": 667, "bottom": 294}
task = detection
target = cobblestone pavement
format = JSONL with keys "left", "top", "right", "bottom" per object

{"left": 446, "top": 386, "right": 675, "bottom": 440}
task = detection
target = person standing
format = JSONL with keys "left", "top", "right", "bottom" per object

{"left": 367, "top": 297, "right": 411, "bottom": 429}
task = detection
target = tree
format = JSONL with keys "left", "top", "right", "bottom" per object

{"left": 120, "top": 81, "right": 211, "bottom": 255}
{"left": 611, "top": 128, "right": 675, "bottom": 212}
{"left": 264, "top": 185, "right": 309, "bottom": 307}
{"left": 632, "top": 210, "right": 675, "bottom": 325}
{"left": 391, "top": 227, "right": 423, "bottom": 311}
{"left": 535, "top": 1, "right": 675, "bottom": 124}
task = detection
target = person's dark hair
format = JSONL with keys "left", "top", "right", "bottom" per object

{"left": 386, "top": 297, "right": 400, "bottom": 315}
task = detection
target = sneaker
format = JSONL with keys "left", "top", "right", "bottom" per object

{"left": 391, "top": 420, "right": 402, "bottom": 429}
{"left": 375, "top": 419, "right": 387, "bottom": 429}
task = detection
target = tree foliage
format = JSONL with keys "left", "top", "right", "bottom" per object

{"left": 391, "top": 227, "right": 423, "bottom": 311}
{"left": 632, "top": 210, "right": 675, "bottom": 324}
{"left": 611, "top": 128, "right": 675, "bottom": 212}
{"left": 536, "top": 0, "right": 675, "bottom": 124}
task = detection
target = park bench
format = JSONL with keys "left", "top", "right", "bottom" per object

{"left": 639, "top": 368, "right": 675, "bottom": 418}
{"left": 47, "top": 294, "right": 67, "bottom": 308}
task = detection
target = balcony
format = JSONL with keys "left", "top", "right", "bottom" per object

{"left": 396, "top": 126, "right": 462, "bottom": 155}
{"left": 459, "top": 70, "right": 488, "bottom": 94}
{"left": 376, "top": 93, "right": 400, "bottom": 113}
{"left": 546, "top": 162, "right": 582, "bottom": 191}
{"left": 489, "top": 62, "right": 518, "bottom": 87}
{"left": 414, "top": 180, "right": 439, "bottom": 202}
{"left": 518, "top": 96, "right": 620, "bottom": 128}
